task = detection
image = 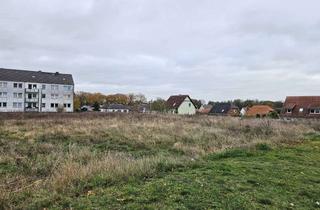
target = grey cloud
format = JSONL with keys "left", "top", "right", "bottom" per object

{"left": 1, "top": 0, "right": 320, "bottom": 101}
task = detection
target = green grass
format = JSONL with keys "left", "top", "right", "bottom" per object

{"left": 1, "top": 116, "right": 320, "bottom": 209}
{"left": 29, "top": 139, "right": 320, "bottom": 210}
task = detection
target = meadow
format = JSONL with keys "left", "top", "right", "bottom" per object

{"left": 0, "top": 113, "right": 319, "bottom": 209}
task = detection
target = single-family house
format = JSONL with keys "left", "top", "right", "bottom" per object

{"left": 80, "top": 105, "right": 94, "bottom": 112}
{"left": 245, "top": 105, "right": 274, "bottom": 118}
{"left": 281, "top": 96, "right": 320, "bottom": 118}
{"left": 209, "top": 103, "right": 240, "bottom": 116}
{"left": 197, "top": 104, "right": 213, "bottom": 115}
{"left": 101, "top": 104, "right": 130, "bottom": 113}
{"left": 138, "top": 103, "right": 150, "bottom": 113}
{"left": 166, "top": 95, "right": 197, "bottom": 115}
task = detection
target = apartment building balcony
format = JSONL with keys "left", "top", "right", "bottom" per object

{"left": 25, "top": 88, "right": 39, "bottom": 93}
{"left": 25, "top": 107, "right": 39, "bottom": 112}
{"left": 25, "top": 98, "right": 39, "bottom": 102}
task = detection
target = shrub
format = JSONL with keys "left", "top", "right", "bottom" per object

{"left": 268, "top": 111, "right": 279, "bottom": 119}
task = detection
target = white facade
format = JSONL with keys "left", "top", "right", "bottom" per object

{"left": 177, "top": 97, "right": 196, "bottom": 115}
{"left": 0, "top": 81, "right": 74, "bottom": 112}
{"left": 240, "top": 108, "right": 247, "bottom": 116}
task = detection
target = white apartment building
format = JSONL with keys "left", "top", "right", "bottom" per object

{"left": 0, "top": 68, "right": 74, "bottom": 112}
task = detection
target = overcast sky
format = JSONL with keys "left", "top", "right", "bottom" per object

{"left": 1, "top": 0, "right": 320, "bottom": 101}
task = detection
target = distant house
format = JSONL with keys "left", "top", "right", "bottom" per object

{"left": 101, "top": 104, "right": 130, "bottom": 113}
{"left": 81, "top": 105, "right": 94, "bottom": 112}
{"left": 281, "top": 96, "right": 320, "bottom": 118}
{"left": 138, "top": 103, "right": 150, "bottom": 113}
{"left": 197, "top": 104, "right": 213, "bottom": 115}
{"left": 166, "top": 95, "right": 197, "bottom": 115}
{"left": 240, "top": 107, "right": 248, "bottom": 117}
{"left": 245, "top": 105, "right": 274, "bottom": 118}
{"left": 209, "top": 103, "right": 239, "bottom": 116}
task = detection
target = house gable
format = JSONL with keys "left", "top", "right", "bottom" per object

{"left": 166, "top": 95, "right": 196, "bottom": 115}
{"left": 177, "top": 96, "right": 196, "bottom": 115}
{"left": 282, "top": 96, "right": 320, "bottom": 118}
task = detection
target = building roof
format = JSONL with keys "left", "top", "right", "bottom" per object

{"left": 209, "top": 103, "right": 239, "bottom": 114}
{"left": 198, "top": 104, "right": 213, "bottom": 114}
{"left": 102, "top": 104, "right": 130, "bottom": 110}
{"left": 246, "top": 105, "right": 274, "bottom": 117}
{"left": 0, "top": 68, "right": 74, "bottom": 85}
{"left": 283, "top": 96, "right": 320, "bottom": 109}
{"left": 166, "top": 95, "right": 195, "bottom": 109}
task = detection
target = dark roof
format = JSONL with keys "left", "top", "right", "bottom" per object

{"left": 0, "top": 68, "right": 74, "bottom": 85}
{"left": 103, "top": 104, "right": 130, "bottom": 110}
{"left": 166, "top": 95, "right": 195, "bottom": 109}
{"left": 209, "top": 103, "right": 238, "bottom": 114}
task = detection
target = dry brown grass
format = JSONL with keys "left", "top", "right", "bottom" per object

{"left": 0, "top": 113, "right": 318, "bottom": 209}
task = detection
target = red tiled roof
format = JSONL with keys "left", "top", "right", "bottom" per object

{"left": 197, "top": 105, "right": 213, "bottom": 114}
{"left": 282, "top": 96, "right": 320, "bottom": 117}
{"left": 284, "top": 96, "right": 320, "bottom": 108}
{"left": 246, "top": 105, "right": 274, "bottom": 117}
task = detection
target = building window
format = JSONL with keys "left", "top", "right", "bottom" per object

{"left": 0, "top": 102, "right": 7, "bottom": 108}
{"left": 42, "top": 84, "right": 46, "bottom": 90}
{"left": 299, "top": 108, "right": 304, "bottom": 112}
{"left": 13, "top": 83, "right": 18, "bottom": 88}
{"left": 287, "top": 109, "right": 292, "bottom": 113}
{"left": 64, "top": 94, "right": 72, "bottom": 99}
{"left": 13, "top": 93, "right": 23, "bottom": 98}
{"left": 189, "top": 103, "right": 191, "bottom": 107}
{"left": 51, "top": 85, "right": 59, "bottom": 90}
{"left": 42, "top": 103, "right": 46, "bottom": 108}
{"left": 18, "top": 83, "right": 23, "bottom": 88}
{"left": 42, "top": 94, "right": 46, "bottom": 98}
{"left": 64, "top": 103, "right": 72, "bottom": 108}
{"left": 310, "top": 109, "right": 320, "bottom": 114}
{"left": 0, "top": 92, "right": 7, "bottom": 98}
{"left": 51, "top": 94, "right": 59, "bottom": 99}
{"left": 64, "top": 85, "right": 72, "bottom": 91}
{"left": 51, "top": 103, "right": 59, "bottom": 108}
{"left": 13, "top": 102, "right": 23, "bottom": 108}
{"left": 0, "top": 82, "right": 7, "bottom": 88}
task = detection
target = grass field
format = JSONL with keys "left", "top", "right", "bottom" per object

{"left": 0, "top": 113, "right": 319, "bottom": 209}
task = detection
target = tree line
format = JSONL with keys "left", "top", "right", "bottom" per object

{"left": 74, "top": 92, "right": 283, "bottom": 112}
{"left": 208, "top": 99, "right": 283, "bottom": 110}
